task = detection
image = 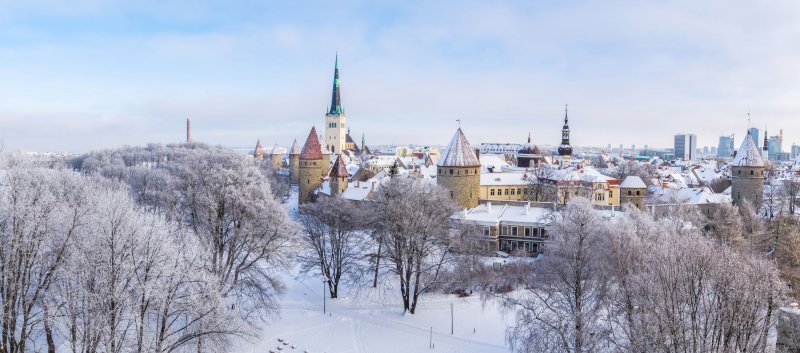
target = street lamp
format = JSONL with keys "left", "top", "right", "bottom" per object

{"left": 322, "top": 275, "right": 330, "bottom": 315}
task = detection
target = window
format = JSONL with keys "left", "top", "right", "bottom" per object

{"left": 628, "top": 190, "right": 632, "bottom": 195}
{"left": 517, "top": 188, "right": 521, "bottom": 195}
{"left": 504, "top": 189, "right": 509, "bottom": 195}
{"left": 450, "top": 191, "right": 454, "bottom": 198}
{"left": 510, "top": 189, "right": 516, "bottom": 196}
{"left": 483, "top": 227, "right": 491, "bottom": 236}
{"left": 636, "top": 190, "right": 640, "bottom": 195}
{"left": 449, "top": 169, "right": 453, "bottom": 175}
{"left": 738, "top": 170, "right": 741, "bottom": 175}
{"left": 501, "top": 225, "right": 508, "bottom": 235}
{"left": 524, "top": 227, "right": 532, "bottom": 237}
{"left": 750, "top": 170, "right": 754, "bottom": 175}
{"left": 490, "top": 189, "right": 496, "bottom": 196}
{"left": 609, "top": 190, "right": 613, "bottom": 198}
{"left": 511, "top": 227, "right": 518, "bottom": 236}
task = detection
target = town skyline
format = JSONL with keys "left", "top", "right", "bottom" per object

{"left": 2, "top": 0, "right": 800, "bottom": 152}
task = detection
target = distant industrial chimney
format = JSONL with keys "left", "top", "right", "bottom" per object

{"left": 186, "top": 118, "right": 191, "bottom": 144}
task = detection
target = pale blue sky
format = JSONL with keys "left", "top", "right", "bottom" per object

{"left": 1, "top": 0, "right": 799, "bottom": 152}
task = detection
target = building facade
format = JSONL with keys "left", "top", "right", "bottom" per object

{"left": 717, "top": 135, "right": 734, "bottom": 158}
{"left": 674, "top": 134, "right": 697, "bottom": 161}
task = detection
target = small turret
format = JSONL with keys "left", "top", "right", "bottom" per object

{"left": 731, "top": 130, "right": 765, "bottom": 207}
{"left": 270, "top": 144, "right": 282, "bottom": 169}
{"left": 289, "top": 139, "right": 301, "bottom": 184}
{"left": 330, "top": 155, "right": 349, "bottom": 197}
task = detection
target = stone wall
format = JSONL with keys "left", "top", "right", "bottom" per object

{"left": 437, "top": 166, "right": 480, "bottom": 209}
{"left": 298, "top": 159, "right": 327, "bottom": 204}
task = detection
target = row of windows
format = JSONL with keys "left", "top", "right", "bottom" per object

{"left": 489, "top": 188, "right": 528, "bottom": 196}
{"left": 438, "top": 168, "right": 480, "bottom": 175}
{"left": 482, "top": 225, "right": 546, "bottom": 238}
{"left": 626, "top": 190, "right": 641, "bottom": 196}
{"left": 327, "top": 122, "right": 346, "bottom": 128}
{"left": 500, "top": 240, "right": 541, "bottom": 254}
{"left": 736, "top": 169, "right": 764, "bottom": 176}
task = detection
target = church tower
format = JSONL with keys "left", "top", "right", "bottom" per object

{"left": 289, "top": 139, "right": 300, "bottom": 184}
{"left": 558, "top": 104, "right": 573, "bottom": 157}
{"left": 731, "top": 130, "right": 765, "bottom": 207}
{"left": 330, "top": 155, "right": 349, "bottom": 197}
{"left": 324, "top": 54, "right": 348, "bottom": 154}
{"left": 299, "top": 127, "right": 327, "bottom": 204}
{"left": 437, "top": 128, "right": 481, "bottom": 209}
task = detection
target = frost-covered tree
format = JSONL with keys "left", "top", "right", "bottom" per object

{"left": 371, "top": 178, "right": 458, "bottom": 314}
{"left": 499, "top": 197, "right": 610, "bottom": 353}
{"left": 297, "top": 197, "right": 368, "bottom": 298}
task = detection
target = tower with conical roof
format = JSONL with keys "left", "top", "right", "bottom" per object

{"left": 324, "top": 54, "right": 348, "bottom": 154}
{"left": 437, "top": 128, "right": 481, "bottom": 209}
{"left": 289, "top": 139, "right": 301, "bottom": 184}
{"left": 299, "top": 127, "right": 327, "bottom": 204}
{"left": 253, "top": 140, "right": 264, "bottom": 160}
{"left": 558, "top": 104, "right": 573, "bottom": 157}
{"left": 731, "top": 130, "right": 765, "bottom": 206}
{"left": 330, "top": 155, "right": 349, "bottom": 197}
{"left": 269, "top": 144, "right": 282, "bottom": 169}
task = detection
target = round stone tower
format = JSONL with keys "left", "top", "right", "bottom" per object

{"left": 437, "top": 128, "right": 481, "bottom": 209}
{"left": 289, "top": 139, "right": 300, "bottom": 184}
{"left": 269, "top": 144, "right": 282, "bottom": 170}
{"left": 330, "top": 154, "right": 349, "bottom": 197}
{"left": 731, "top": 130, "right": 765, "bottom": 207}
{"left": 299, "top": 127, "right": 327, "bottom": 204}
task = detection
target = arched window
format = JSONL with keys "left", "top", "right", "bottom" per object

{"left": 750, "top": 170, "right": 754, "bottom": 175}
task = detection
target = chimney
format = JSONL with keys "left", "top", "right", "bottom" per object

{"left": 525, "top": 201, "right": 530, "bottom": 215}
{"left": 186, "top": 118, "right": 191, "bottom": 144}
{"left": 487, "top": 202, "right": 492, "bottom": 213}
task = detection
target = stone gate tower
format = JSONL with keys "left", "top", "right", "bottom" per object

{"left": 437, "top": 128, "right": 481, "bottom": 209}
{"left": 731, "top": 130, "right": 765, "bottom": 207}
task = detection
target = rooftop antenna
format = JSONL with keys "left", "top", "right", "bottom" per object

{"left": 456, "top": 119, "right": 461, "bottom": 128}
{"left": 746, "top": 110, "right": 751, "bottom": 129}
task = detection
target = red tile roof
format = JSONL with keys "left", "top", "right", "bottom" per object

{"left": 300, "top": 127, "right": 323, "bottom": 160}
{"left": 330, "top": 154, "right": 349, "bottom": 177}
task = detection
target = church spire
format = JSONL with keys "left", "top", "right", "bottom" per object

{"left": 328, "top": 53, "right": 342, "bottom": 115}
{"left": 558, "top": 104, "right": 573, "bottom": 157}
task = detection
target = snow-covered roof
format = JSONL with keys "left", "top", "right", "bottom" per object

{"left": 454, "top": 202, "right": 551, "bottom": 226}
{"left": 480, "top": 172, "right": 529, "bottom": 186}
{"left": 620, "top": 176, "right": 647, "bottom": 188}
{"left": 437, "top": 128, "right": 480, "bottom": 167}
{"left": 731, "top": 131, "right": 764, "bottom": 167}
{"left": 290, "top": 139, "right": 300, "bottom": 154}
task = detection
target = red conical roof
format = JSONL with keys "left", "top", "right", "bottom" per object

{"left": 300, "top": 127, "right": 323, "bottom": 160}
{"left": 330, "top": 154, "right": 349, "bottom": 177}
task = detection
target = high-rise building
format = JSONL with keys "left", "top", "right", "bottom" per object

{"left": 324, "top": 54, "right": 348, "bottom": 154}
{"left": 748, "top": 127, "right": 759, "bottom": 149}
{"left": 674, "top": 134, "right": 697, "bottom": 161}
{"left": 767, "top": 129, "right": 783, "bottom": 160}
{"left": 717, "top": 135, "right": 734, "bottom": 158}
{"left": 792, "top": 143, "right": 800, "bottom": 159}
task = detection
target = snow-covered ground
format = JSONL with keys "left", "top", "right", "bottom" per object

{"left": 235, "top": 271, "right": 512, "bottom": 353}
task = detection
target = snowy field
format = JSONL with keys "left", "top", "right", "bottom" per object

{"left": 235, "top": 272, "right": 512, "bottom": 353}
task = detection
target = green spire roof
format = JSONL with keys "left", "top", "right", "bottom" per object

{"left": 328, "top": 53, "right": 342, "bottom": 115}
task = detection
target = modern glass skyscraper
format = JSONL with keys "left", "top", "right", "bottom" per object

{"left": 674, "top": 134, "right": 697, "bottom": 161}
